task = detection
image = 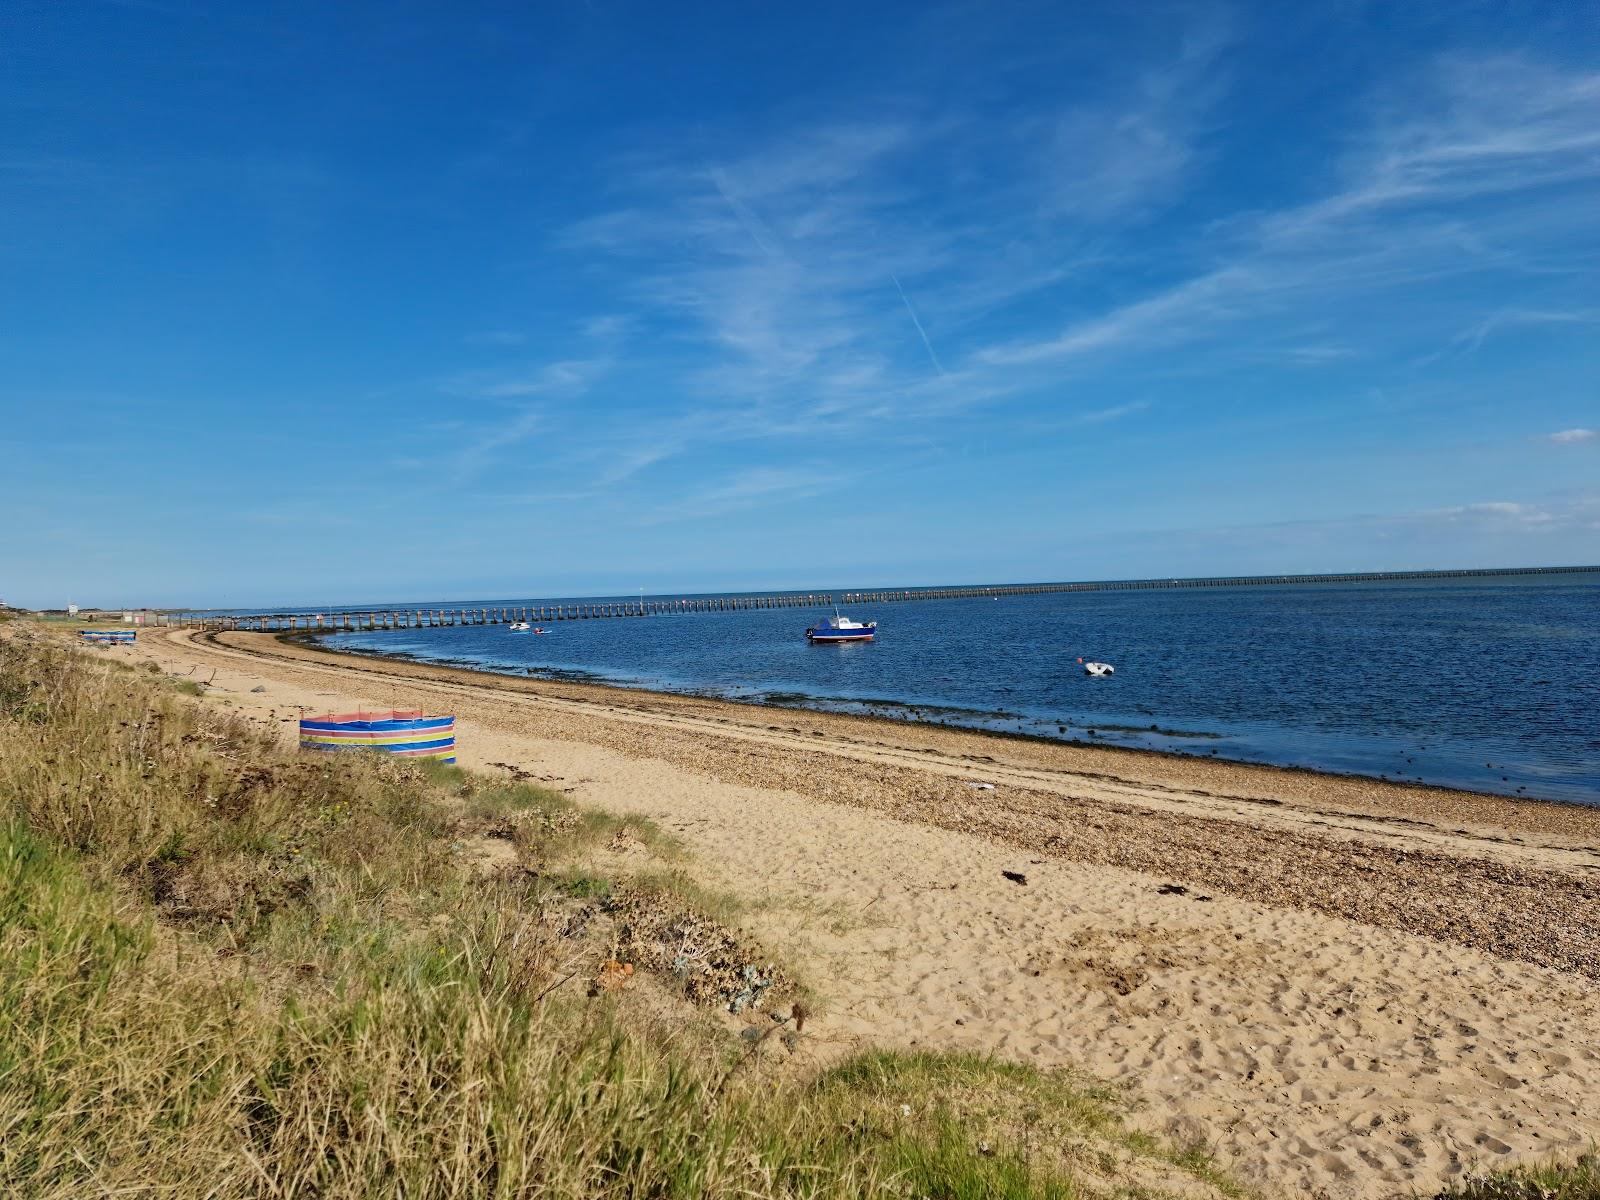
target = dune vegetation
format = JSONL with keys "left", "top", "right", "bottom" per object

{"left": 1434, "top": 1157, "right": 1600, "bottom": 1200}
{"left": 0, "top": 627, "right": 1252, "bottom": 1199}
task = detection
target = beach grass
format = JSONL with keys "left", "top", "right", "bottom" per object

{"left": 1435, "top": 1155, "right": 1600, "bottom": 1200}
{"left": 0, "top": 627, "right": 1239, "bottom": 1199}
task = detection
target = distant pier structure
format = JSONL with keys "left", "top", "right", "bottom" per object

{"left": 176, "top": 592, "right": 835, "bottom": 632}
{"left": 839, "top": 563, "right": 1599, "bottom": 604}
{"left": 163, "top": 564, "right": 1595, "bottom": 633}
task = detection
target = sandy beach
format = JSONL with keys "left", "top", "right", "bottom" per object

{"left": 118, "top": 626, "right": 1600, "bottom": 1199}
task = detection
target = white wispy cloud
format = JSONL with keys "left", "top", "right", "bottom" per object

{"left": 980, "top": 267, "right": 1254, "bottom": 366}
{"left": 638, "top": 465, "right": 847, "bottom": 523}
{"left": 1268, "top": 345, "right": 1358, "bottom": 365}
{"left": 1036, "top": 20, "right": 1231, "bottom": 224}
{"left": 1100, "top": 493, "right": 1600, "bottom": 554}
{"left": 1436, "top": 501, "right": 1543, "bottom": 520}
{"left": 442, "top": 357, "right": 610, "bottom": 401}
{"left": 452, "top": 40, "right": 1595, "bottom": 528}
{"left": 441, "top": 357, "right": 613, "bottom": 480}
{"left": 1448, "top": 309, "right": 1599, "bottom": 355}
{"left": 579, "top": 314, "right": 632, "bottom": 340}
{"left": 551, "top": 13, "right": 1233, "bottom": 450}
{"left": 559, "top": 121, "right": 964, "bottom": 476}
{"left": 979, "top": 55, "right": 1600, "bottom": 367}
{"left": 1076, "top": 400, "right": 1152, "bottom": 424}
{"left": 1546, "top": 428, "right": 1597, "bottom": 444}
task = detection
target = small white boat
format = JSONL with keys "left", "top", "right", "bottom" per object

{"left": 508, "top": 622, "right": 531, "bottom": 632}
{"left": 1083, "top": 661, "right": 1114, "bottom": 677}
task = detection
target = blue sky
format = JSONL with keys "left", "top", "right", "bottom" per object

{"left": 2, "top": 1, "right": 1597, "bottom": 609}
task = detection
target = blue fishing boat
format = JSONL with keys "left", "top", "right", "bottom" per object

{"left": 805, "top": 611, "right": 877, "bottom": 643}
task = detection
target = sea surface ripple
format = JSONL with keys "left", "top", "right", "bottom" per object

{"left": 318, "top": 573, "right": 1600, "bottom": 804}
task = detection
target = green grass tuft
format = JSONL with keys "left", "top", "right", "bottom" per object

{"left": 1434, "top": 1154, "right": 1600, "bottom": 1200}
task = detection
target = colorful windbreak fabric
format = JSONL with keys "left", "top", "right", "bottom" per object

{"left": 298, "top": 710, "right": 456, "bottom": 763}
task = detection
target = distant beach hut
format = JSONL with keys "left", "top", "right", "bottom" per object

{"left": 298, "top": 709, "right": 457, "bottom": 763}
{"left": 80, "top": 629, "right": 136, "bottom": 645}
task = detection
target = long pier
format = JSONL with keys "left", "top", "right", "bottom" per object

{"left": 175, "top": 593, "right": 836, "bottom": 633}
{"left": 161, "top": 564, "right": 1594, "bottom": 633}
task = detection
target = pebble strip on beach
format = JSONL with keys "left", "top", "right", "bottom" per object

{"left": 200, "top": 630, "right": 1600, "bottom": 981}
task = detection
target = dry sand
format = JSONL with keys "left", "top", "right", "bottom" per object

{"left": 116, "top": 627, "right": 1600, "bottom": 1199}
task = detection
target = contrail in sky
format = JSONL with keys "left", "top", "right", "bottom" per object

{"left": 891, "top": 271, "right": 945, "bottom": 376}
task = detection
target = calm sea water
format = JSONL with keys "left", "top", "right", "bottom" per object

{"left": 317, "top": 574, "right": 1600, "bottom": 804}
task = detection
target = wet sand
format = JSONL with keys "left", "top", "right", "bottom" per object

{"left": 119, "top": 627, "right": 1600, "bottom": 1199}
